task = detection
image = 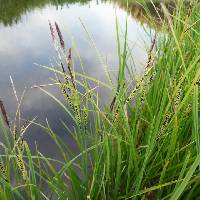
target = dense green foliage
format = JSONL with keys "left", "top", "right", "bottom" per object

{"left": 0, "top": 0, "right": 89, "bottom": 25}
{"left": 0, "top": 0, "right": 200, "bottom": 199}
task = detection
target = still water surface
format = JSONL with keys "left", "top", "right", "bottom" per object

{"left": 0, "top": 0, "right": 154, "bottom": 157}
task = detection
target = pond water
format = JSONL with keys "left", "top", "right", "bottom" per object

{"left": 0, "top": 0, "right": 156, "bottom": 157}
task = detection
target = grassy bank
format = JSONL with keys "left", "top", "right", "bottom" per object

{"left": 0, "top": 0, "right": 200, "bottom": 199}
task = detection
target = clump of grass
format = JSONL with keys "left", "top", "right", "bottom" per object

{"left": 0, "top": 0, "right": 200, "bottom": 199}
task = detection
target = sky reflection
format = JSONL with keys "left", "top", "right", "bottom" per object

{"left": 0, "top": 0, "right": 152, "bottom": 156}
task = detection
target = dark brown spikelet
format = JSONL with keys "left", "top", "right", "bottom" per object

{"left": 145, "top": 33, "right": 157, "bottom": 69}
{"left": 55, "top": 22, "right": 65, "bottom": 50}
{"left": 145, "top": 191, "right": 157, "bottom": 200}
{"left": 0, "top": 99, "right": 10, "bottom": 128}
{"left": 48, "top": 20, "right": 55, "bottom": 42}
{"left": 61, "top": 62, "right": 70, "bottom": 86}
{"left": 67, "top": 48, "right": 76, "bottom": 90}
{"left": 110, "top": 96, "right": 116, "bottom": 112}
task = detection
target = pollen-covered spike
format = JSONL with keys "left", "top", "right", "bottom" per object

{"left": 82, "top": 107, "right": 88, "bottom": 133}
{"left": 0, "top": 160, "right": 7, "bottom": 181}
{"left": 159, "top": 112, "right": 172, "bottom": 136}
{"left": 16, "top": 154, "right": 27, "bottom": 182}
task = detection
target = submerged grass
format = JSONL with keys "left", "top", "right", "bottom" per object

{"left": 0, "top": 0, "right": 200, "bottom": 199}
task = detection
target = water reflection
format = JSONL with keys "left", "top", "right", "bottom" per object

{"left": 0, "top": 0, "right": 153, "bottom": 156}
{"left": 110, "top": 0, "right": 175, "bottom": 28}
{"left": 0, "top": 0, "right": 89, "bottom": 26}
{"left": 0, "top": 0, "right": 176, "bottom": 26}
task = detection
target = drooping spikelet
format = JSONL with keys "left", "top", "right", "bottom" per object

{"left": 60, "top": 83, "right": 70, "bottom": 100}
{"left": 16, "top": 150, "right": 27, "bottom": 182}
{"left": 140, "top": 70, "right": 156, "bottom": 105}
{"left": 126, "top": 33, "right": 157, "bottom": 105}
{"left": 19, "top": 138, "right": 24, "bottom": 152}
{"left": 126, "top": 67, "right": 155, "bottom": 104}
{"left": 174, "top": 87, "right": 183, "bottom": 110}
{"left": 15, "top": 133, "right": 27, "bottom": 182}
{"left": 74, "top": 105, "right": 81, "bottom": 127}
{"left": 159, "top": 112, "right": 172, "bottom": 137}
{"left": 82, "top": 106, "right": 88, "bottom": 133}
{"left": 0, "top": 160, "right": 7, "bottom": 181}
{"left": 140, "top": 90, "right": 146, "bottom": 105}
{"left": 113, "top": 106, "right": 119, "bottom": 123}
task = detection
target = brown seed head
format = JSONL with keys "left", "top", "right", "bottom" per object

{"left": 0, "top": 99, "right": 10, "bottom": 128}
{"left": 55, "top": 22, "right": 65, "bottom": 50}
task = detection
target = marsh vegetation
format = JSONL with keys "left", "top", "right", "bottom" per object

{"left": 0, "top": 0, "right": 200, "bottom": 199}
